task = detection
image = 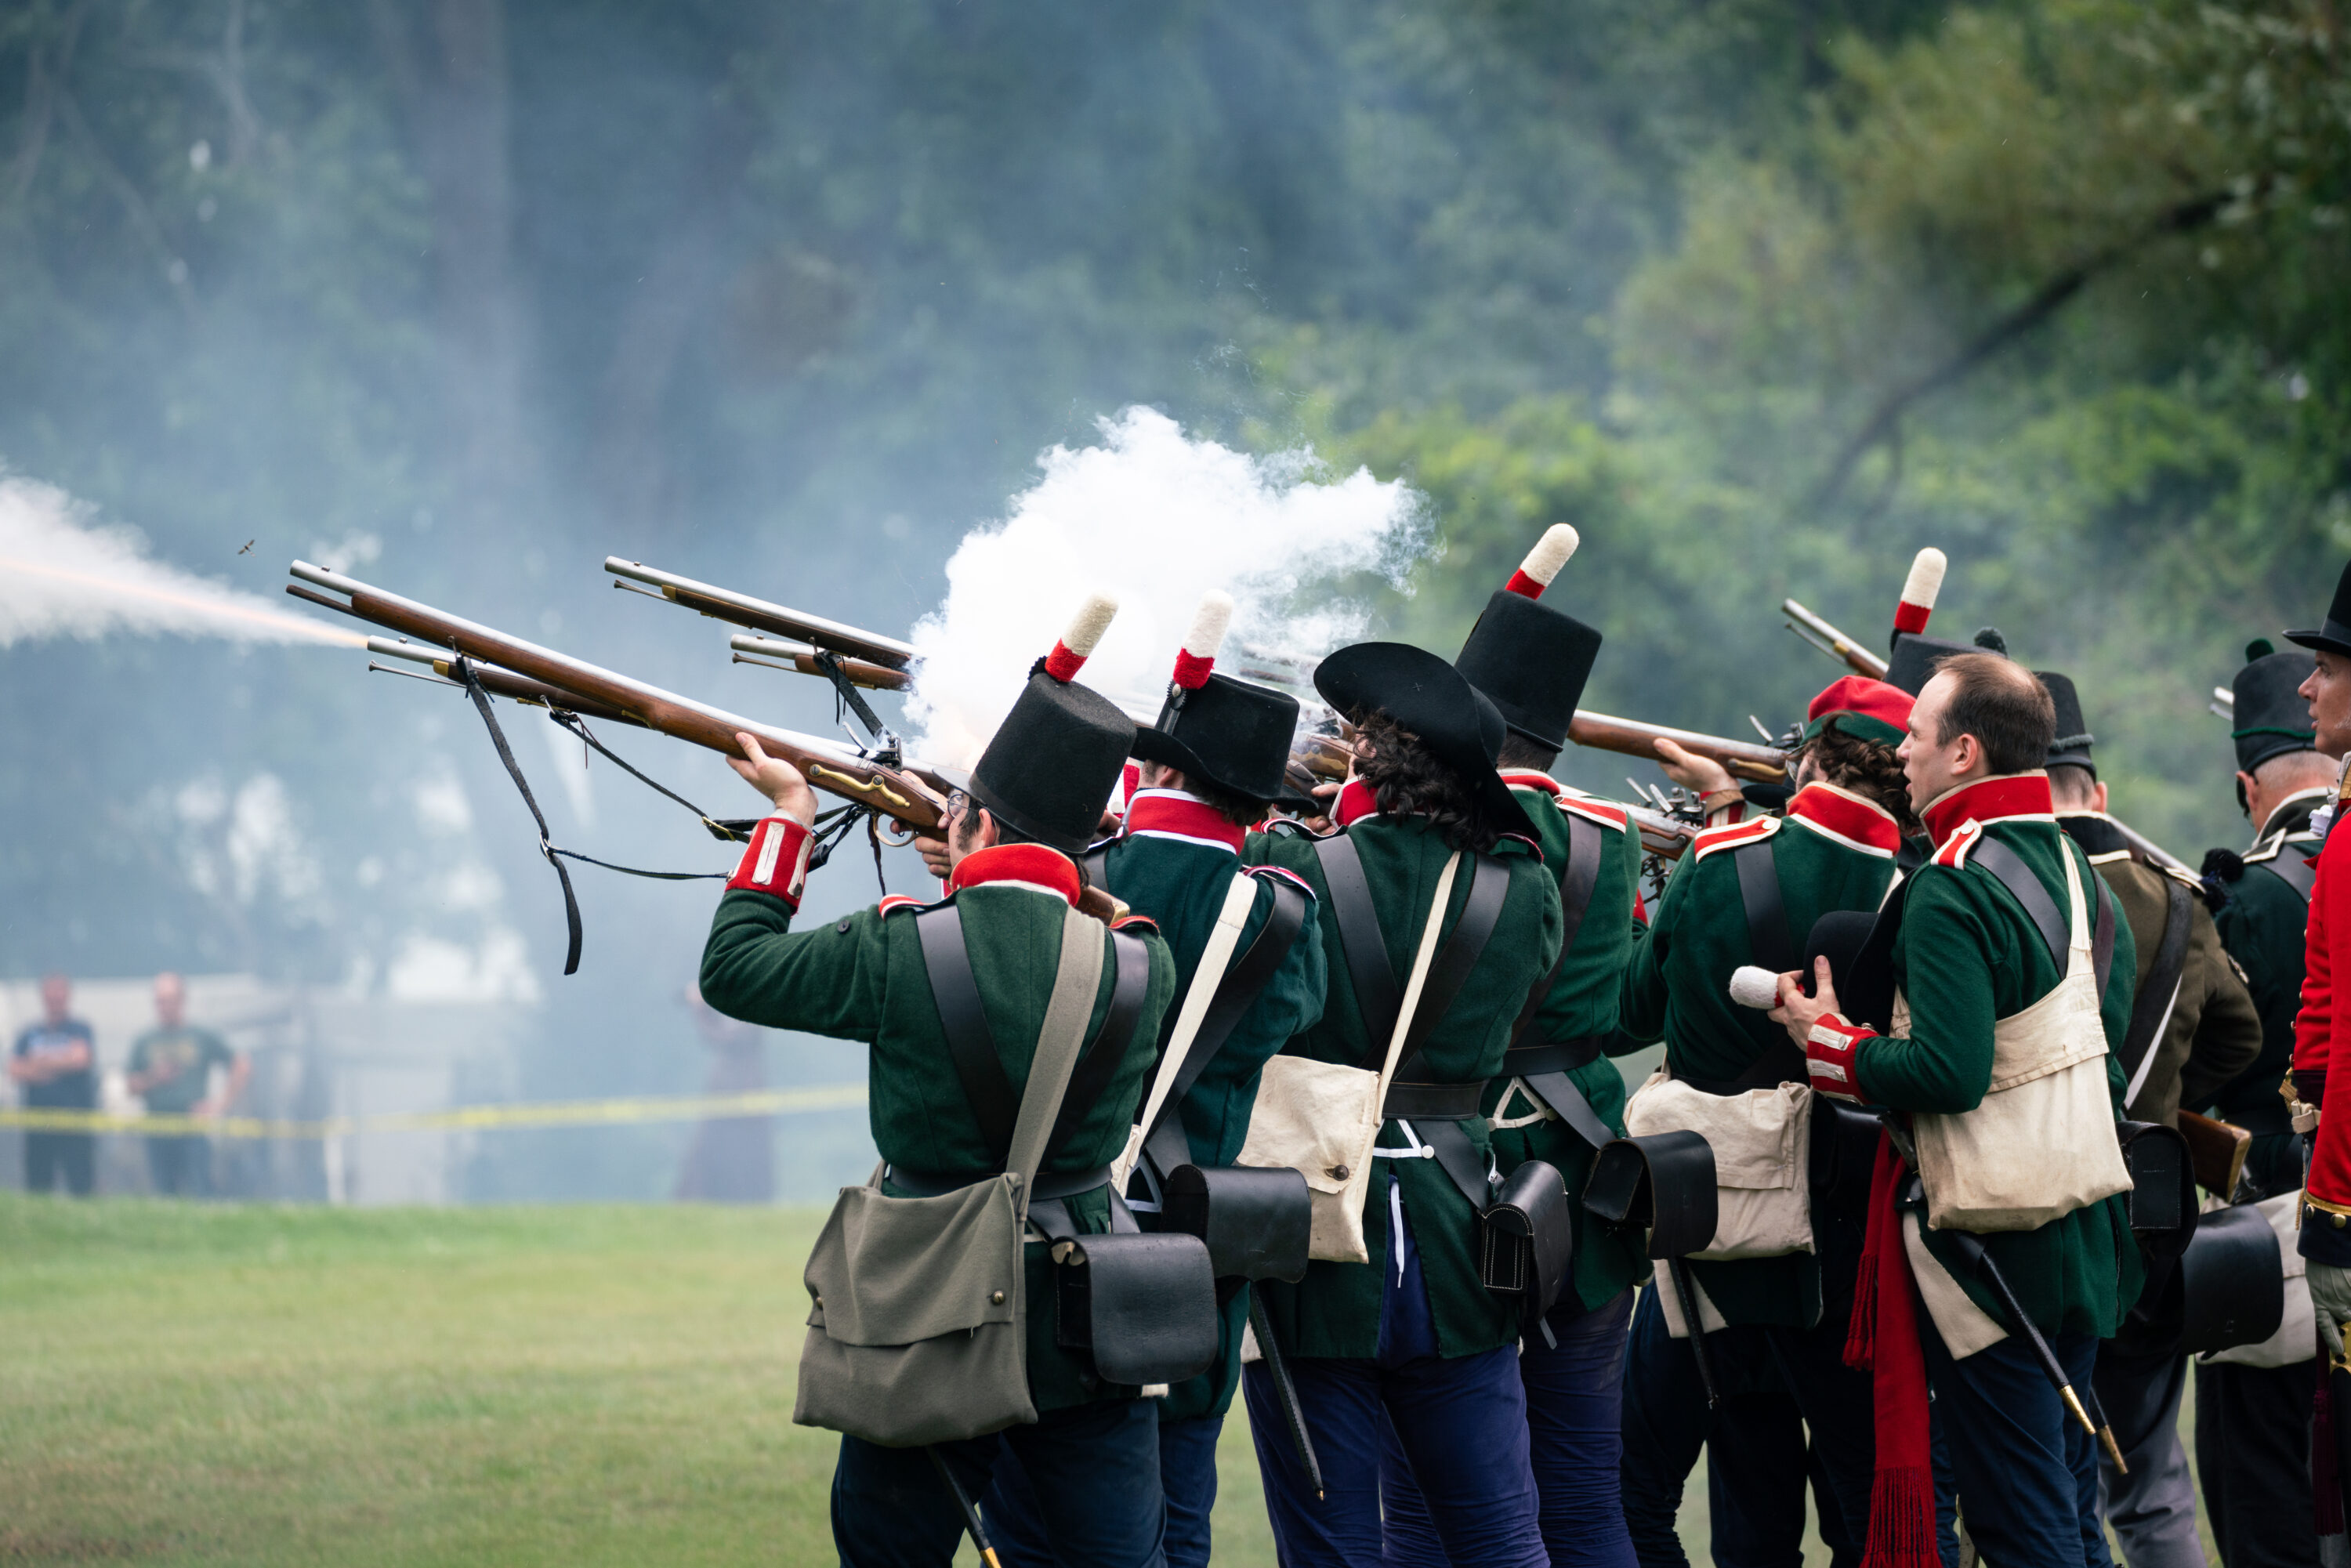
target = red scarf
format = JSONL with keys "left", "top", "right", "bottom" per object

{"left": 1844, "top": 1132, "right": 1936, "bottom": 1568}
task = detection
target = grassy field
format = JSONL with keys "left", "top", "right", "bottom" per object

{"left": 0, "top": 1194, "right": 1285, "bottom": 1566}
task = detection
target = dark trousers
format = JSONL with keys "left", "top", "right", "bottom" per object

{"left": 2195, "top": 1358, "right": 2318, "bottom": 1568}
{"left": 145, "top": 1134, "right": 208, "bottom": 1196}
{"left": 986, "top": 1412, "right": 1221, "bottom": 1568}
{"left": 26, "top": 1132, "right": 94, "bottom": 1195}
{"left": 1244, "top": 1174, "right": 1546, "bottom": 1568}
{"left": 1380, "top": 1287, "right": 1639, "bottom": 1568}
{"left": 1921, "top": 1311, "right": 2109, "bottom": 1568}
{"left": 829, "top": 1396, "right": 1167, "bottom": 1568}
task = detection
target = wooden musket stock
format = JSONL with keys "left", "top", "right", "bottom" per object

{"left": 606, "top": 558, "right": 917, "bottom": 671}
{"left": 289, "top": 562, "right": 949, "bottom": 831}
{"left": 1569, "top": 712, "right": 1788, "bottom": 784}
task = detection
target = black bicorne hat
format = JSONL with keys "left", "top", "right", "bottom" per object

{"left": 2231, "top": 642, "right": 2317, "bottom": 774}
{"left": 1313, "top": 642, "right": 1535, "bottom": 840}
{"left": 1885, "top": 626, "right": 2008, "bottom": 696}
{"left": 967, "top": 672, "right": 1138, "bottom": 854}
{"left": 2036, "top": 670, "right": 2094, "bottom": 776}
{"left": 1454, "top": 588, "right": 1604, "bottom": 751}
{"left": 1132, "top": 671, "right": 1300, "bottom": 805}
{"left": 2286, "top": 560, "right": 2351, "bottom": 661}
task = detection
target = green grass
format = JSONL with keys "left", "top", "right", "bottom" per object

{"left": 0, "top": 1194, "right": 1285, "bottom": 1566}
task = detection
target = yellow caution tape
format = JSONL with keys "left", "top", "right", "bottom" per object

{"left": 0, "top": 1082, "right": 867, "bottom": 1139}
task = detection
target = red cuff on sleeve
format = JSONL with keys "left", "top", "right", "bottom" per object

{"left": 727, "top": 816, "right": 815, "bottom": 909}
{"left": 1804, "top": 1014, "right": 1876, "bottom": 1106}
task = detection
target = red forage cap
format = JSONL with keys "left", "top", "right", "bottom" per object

{"left": 1041, "top": 589, "right": 1119, "bottom": 683}
{"left": 1891, "top": 548, "right": 1947, "bottom": 636}
{"left": 1805, "top": 675, "right": 1914, "bottom": 748}
{"left": 1503, "top": 524, "right": 1580, "bottom": 599}
{"left": 1170, "top": 590, "right": 1234, "bottom": 690}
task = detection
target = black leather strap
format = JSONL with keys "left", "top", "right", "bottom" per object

{"left": 1734, "top": 838, "right": 1796, "bottom": 975}
{"left": 1518, "top": 1070, "right": 1617, "bottom": 1150}
{"left": 886, "top": 1162, "right": 1114, "bottom": 1201}
{"left": 1391, "top": 853, "right": 1509, "bottom": 1078}
{"left": 917, "top": 904, "right": 1020, "bottom": 1160}
{"left": 1078, "top": 843, "right": 1114, "bottom": 893}
{"left": 1046, "top": 930, "right": 1153, "bottom": 1155}
{"left": 1380, "top": 1081, "right": 1487, "bottom": 1121}
{"left": 2261, "top": 851, "right": 2317, "bottom": 903}
{"left": 1411, "top": 1117, "right": 1498, "bottom": 1215}
{"left": 1314, "top": 834, "right": 1404, "bottom": 1055}
{"left": 1509, "top": 811, "right": 1603, "bottom": 1047}
{"left": 2118, "top": 877, "right": 2195, "bottom": 1108}
{"left": 1968, "top": 833, "right": 2072, "bottom": 972}
{"left": 1503, "top": 1037, "right": 1607, "bottom": 1077}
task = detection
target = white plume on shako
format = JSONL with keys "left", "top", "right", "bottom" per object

{"left": 904, "top": 406, "right": 1428, "bottom": 770}
{"left": 0, "top": 472, "right": 362, "bottom": 649}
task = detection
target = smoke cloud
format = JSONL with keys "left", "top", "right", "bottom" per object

{"left": 0, "top": 473, "right": 363, "bottom": 649}
{"left": 905, "top": 407, "right": 1426, "bottom": 768}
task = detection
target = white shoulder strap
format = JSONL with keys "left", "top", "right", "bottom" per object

{"left": 1126, "top": 871, "right": 1260, "bottom": 1143}
{"left": 1375, "top": 849, "right": 1463, "bottom": 1103}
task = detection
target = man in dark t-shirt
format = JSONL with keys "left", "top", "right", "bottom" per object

{"left": 9, "top": 972, "right": 98, "bottom": 1195}
{"left": 126, "top": 972, "right": 245, "bottom": 1197}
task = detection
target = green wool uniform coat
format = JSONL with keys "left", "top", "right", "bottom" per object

{"left": 699, "top": 844, "right": 1178, "bottom": 1413}
{"left": 1089, "top": 825, "right": 1327, "bottom": 1421}
{"left": 1483, "top": 773, "right": 1647, "bottom": 1318}
{"left": 2209, "top": 788, "right": 2327, "bottom": 1193}
{"left": 1851, "top": 786, "right": 2145, "bottom": 1339}
{"left": 1619, "top": 784, "right": 1906, "bottom": 1327}
{"left": 1245, "top": 810, "right": 1563, "bottom": 1361}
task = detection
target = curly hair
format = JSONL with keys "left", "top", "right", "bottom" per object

{"left": 1353, "top": 712, "right": 1500, "bottom": 853}
{"left": 1805, "top": 721, "right": 1921, "bottom": 838}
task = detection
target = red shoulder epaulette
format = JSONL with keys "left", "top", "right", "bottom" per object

{"left": 1554, "top": 794, "right": 1628, "bottom": 832}
{"left": 878, "top": 894, "right": 929, "bottom": 919}
{"left": 1110, "top": 912, "right": 1161, "bottom": 934}
{"left": 1690, "top": 817, "right": 1779, "bottom": 862}
{"left": 1933, "top": 820, "right": 1986, "bottom": 870}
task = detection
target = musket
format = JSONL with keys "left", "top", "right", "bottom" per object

{"left": 288, "top": 562, "right": 951, "bottom": 832}
{"left": 729, "top": 634, "right": 911, "bottom": 692}
{"left": 606, "top": 558, "right": 916, "bottom": 671}
{"left": 365, "top": 638, "right": 651, "bottom": 730}
{"left": 1569, "top": 712, "right": 1788, "bottom": 784}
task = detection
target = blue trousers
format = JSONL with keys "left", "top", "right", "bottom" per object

{"left": 1920, "top": 1313, "right": 2109, "bottom": 1568}
{"left": 1244, "top": 1174, "right": 1547, "bottom": 1568}
{"left": 985, "top": 1413, "right": 1222, "bottom": 1568}
{"left": 1381, "top": 1287, "right": 1639, "bottom": 1568}
{"left": 828, "top": 1396, "right": 1167, "bottom": 1568}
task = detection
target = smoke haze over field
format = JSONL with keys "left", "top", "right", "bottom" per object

{"left": 905, "top": 408, "right": 1424, "bottom": 768}
{"left": 0, "top": 477, "right": 361, "bottom": 650}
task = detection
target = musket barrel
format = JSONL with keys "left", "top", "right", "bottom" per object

{"left": 728, "top": 634, "right": 911, "bottom": 692}
{"left": 292, "top": 562, "right": 948, "bottom": 831}
{"left": 1780, "top": 599, "right": 1890, "bottom": 680}
{"left": 1569, "top": 711, "right": 1788, "bottom": 784}
{"left": 605, "top": 558, "right": 917, "bottom": 670}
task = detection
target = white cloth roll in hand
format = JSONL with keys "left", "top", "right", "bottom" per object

{"left": 1727, "top": 965, "right": 1783, "bottom": 1011}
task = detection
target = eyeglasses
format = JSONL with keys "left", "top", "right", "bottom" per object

{"left": 945, "top": 789, "right": 972, "bottom": 826}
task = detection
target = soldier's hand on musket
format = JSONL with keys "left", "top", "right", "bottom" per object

{"left": 1767, "top": 957, "right": 1842, "bottom": 1045}
{"left": 1650, "top": 737, "right": 1737, "bottom": 798}
{"left": 911, "top": 832, "right": 952, "bottom": 881}
{"left": 729, "top": 732, "right": 820, "bottom": 827}
{"left": 1299, "top": 779, "right": 1339, "bottom": 835}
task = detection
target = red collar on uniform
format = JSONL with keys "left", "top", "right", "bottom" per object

{"left": 947, "top": 843, "right": 1081, "bottom": 904}
{"left": 1333, "top": 778, "right": 1380, "bottom": 827}
{"left": 1499, "top": 770, "right": 1563, "bottom": 798}
{"left": 1784, "top": 782, "right": 1904, "bottom": 857}
{"left": 1124, "top": 789, "right": 1245, "bottom": 853}
{"left": 1919, "top": 772, "right": 2054, "bottom": 849}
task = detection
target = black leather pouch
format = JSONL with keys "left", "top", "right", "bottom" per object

{"left": 2117, "top": 1120, "right": 2197, "bottom": 1258}
{"left": 2176, "top": 1200, "right": 2285, "bottom": 1356}
{"left": 1807, "top": 1102, "right": 1886, "bottom": 1219}
{"left": 1161, "top": 1164, "right": 1311, "bottom": 1284}
{"left": 1479, "top": 1159, "right": 1574, "bottom": 1327}
{"left": 1583, "top": 1131, "right": 1719, "bottom": 1259}
{"left": 1052, "top": 1230, "right": 1219, "bottom": 1387}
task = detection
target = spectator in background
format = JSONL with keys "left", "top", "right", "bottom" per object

{"left": 9, "top": 972, "right": 97, "bottom": 1196}
{"left": 125, "top": 972, "right": 245, "bottom": 1197}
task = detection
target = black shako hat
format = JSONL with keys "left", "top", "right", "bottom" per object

{"left": 1885, "top": 626, "right": 2008, "bottom": 696}
{"left": 2232, "top": 642, "right": 2318, "bottom": 774}
{"left": 1132, "top": 671, "right": 1300, "bottom": 804}
{"left": 1313, "top": 642, "right": 1536, "bottom": 839}
{"left": 1454, "top": 588, "right": 1604, "bottom": 751}
{"left": 2037, "top": 670, "right": 2095, "bottom": 776}
{"left": 2287, "top": 560, "right": 2351, "bottom": 660}
{"left": 967, "top": 672, "right": 1138, "bottom": 854}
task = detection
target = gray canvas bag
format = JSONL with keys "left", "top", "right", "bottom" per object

{"left": 793, "top": 903, "right": 1105, "bottom": 1447}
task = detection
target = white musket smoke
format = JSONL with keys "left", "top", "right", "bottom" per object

{"left": 0, "top": 474, "right": 361, "bottom": 649}
{"left": 906, "top": 407, "right": 1425, "bottom": 768}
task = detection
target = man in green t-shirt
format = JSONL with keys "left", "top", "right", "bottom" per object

{"left": 125, "top": 972, "right": 246, "bottom": 1196}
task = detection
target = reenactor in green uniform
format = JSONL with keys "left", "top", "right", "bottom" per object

{"left": 2195, "top": 643, "right": 2335, "bottom": 1568}
{"left": 1241, "top": 640, "right": 1564, "bottom": 1568}
{"left": 698, "top": 653, "right": 1182, "bottom": 1568}
{"left": 1777, "top": 653, "right": 2143, "bottom": 1568}
{"left": 981, "top": 594, "right": 1329, "bottom": 1568}
{"left": 2040, "top": 670, "right": 2259, "bottom": 1568}
{"left": 1615, "top": 674, "right": 1920, "bottom": 1566}
{"left": 1379, "top": 527, "right": 1649, "bottom": 1566}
